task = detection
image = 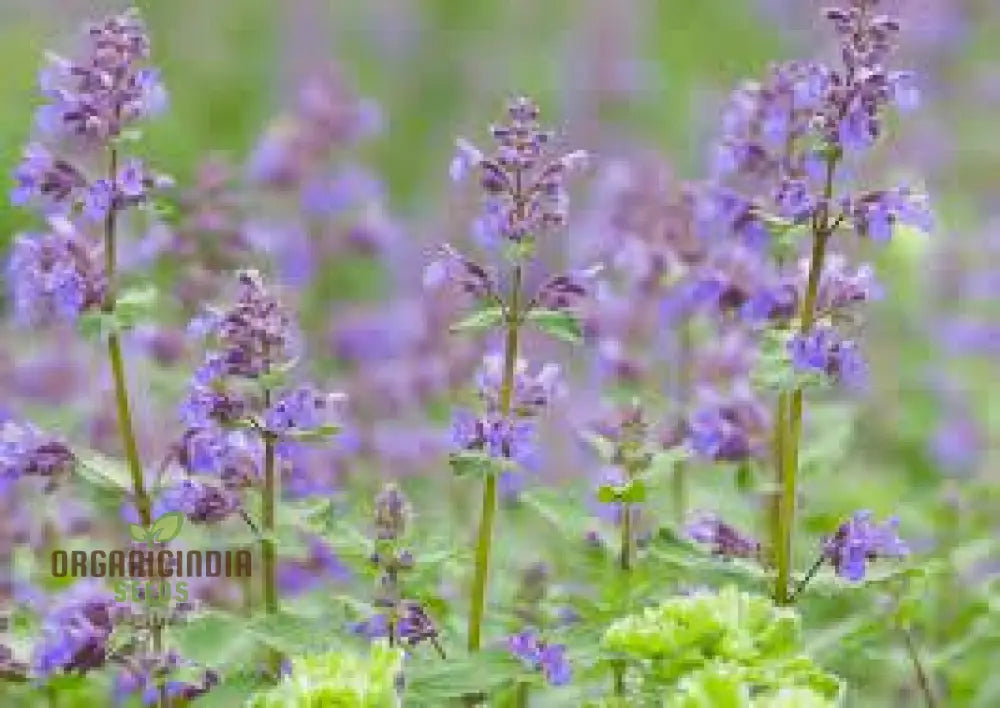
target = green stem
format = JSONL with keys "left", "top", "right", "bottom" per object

{"left": 774, "top": 154, "right": 837, "bottom": 605}
{"left": 612, "top": 660, "right": 626, "bottom": 698}
{"left": 901, "top": 627, "right": 938, "bottom": 708}
{"left": 102, "top": 145, "right": 151, "bottom": 527}
{"left": 467, "top": 265, "right": 522, "bottom": 652}
{"left": 262, "top": 420, "right": 278, "bottom": 615}
{"left": 619, "top": 502, "right": 632, "bottom": 573}
{"left": 673, "top": 322, "right": 693, "bottom": 526}
{"left": 102, "top": 144, "right": 161, "bottom": 706}
{"left": 772, "top": 394, "right": 788, "bottom": 598}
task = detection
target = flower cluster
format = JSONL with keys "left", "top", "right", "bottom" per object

{"left": 356, "top": 485, "right": 440, "bottom": 652}
{"left": 32, "top": 582, "right": 118, "bottom": 677}
{"left": 821, "top": 510, "right": 908, "bottom": 581}
{"left": 788, "top": 326, "right": 867, "bottom": 388}
{"left": 248, "top": 66, "right": 380, "bottom": 190}
{"left": 8, "top": 7, "right": 170, "bottom": 325}
{"left": 450, "top": 95, "right": 589, "bottom": 243}
{"left": 35, "top": 8, "right": 166, "bottom": 142}
{"left": 0, "top": 417, "right": 75, "bottom": 493}
{"left": 169, "top": 270, "right": 345, "bottom": 520}
{"left": 685, "top": 390, "right": 770, "bottom": 463}
{"left": 452, "top": 355, "right": 560, "bottom": 465}
{"left": 507, "top": 628, "right": 572, "bottom": 686}
{"left": 685, "top": 512, "right": 762, "bottom": 560}
{"left": 112, "top": 649, "right": 219, "bottom": 706}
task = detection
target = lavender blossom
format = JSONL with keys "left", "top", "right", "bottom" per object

{"left": 0, "top": 418, "right": 75, "bottom": 493}
{"left": 9, "top": 143, "right": 86, "bottom": 212}
{"left": 264, "top": 386, "right": 344, "bottom": 434}
{"left": 7, "top": 220, "right": 106, "bottom": 325}
{"left": 32, "top": 582, "right": 117, "bottom": 677}
{"left": 686, "top": 393, "right": 769, "bottom": 463}
{"left": 685, "top": 512, "right": 762, "bottom": 560}
{"left": 506, "top": 628, "right": 572, "bottom": 686}
{"left": 112, "top": 649, "right": 218, "bottom": 706}
{"left": 209, "top": 270, "right": 296, "bottom": 380}
{"left": 373, "top": 483, "right": 411, "bottom": 542}
{"left": 452, "top": 355, "right": 560, "bottom": 464}
{"left": 35, "top": 8, "right": 166, "bottom": 141}
{"left": 422, "top": 244, "right": 499, "bottom": 300}
{"left": 158, "top": 478, "right": 240, "bottom": 524}
{"left": 451, "top": 96, "right": 589, "bottom": 243}
{"left": 788, "top": 326, "right": 868, "bottom": 388}
{"left": 822, "top": 510, "right": 908, "bottom": 581}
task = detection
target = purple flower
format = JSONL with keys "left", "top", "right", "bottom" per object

{"left": 452, "top": 96, "right": 589, "bottom": 243}
{"left": 9, "top": 143, "right": 85, "bottom": 211}
{"left": 851, "top": 188, "right": 933, "bottom": 243}
{"left": 788, "top": 327, "right": 867, "bottom": 388}
{"left": 158, "top": 478, "right": 239, "bottom": 524}
{"left": 822, "top": 510, "right": 909, "bottom": 581}
{"left": 422, "top": 244, "right": 498, "bottom": 300}
{"left": 265, "top": 385, "right": 344, "bottom": 434}
{"left": 685, "top": 512, "right": 761, "bottom": 560}
{"left": 32, "top": 582, "right": 117, "bottom": 677}
{"left": 475, "top": 355, "right": 562, "bottom": 417}
{"left": 373, "top": 483, "right": 411, "bottom": 541}
{"left": 83, "top": 179, "right": 114, "bottom": 221}
{"left": 773, "top": 178, "right": 815, "bottom": 222}
{"left": 112, "top": 650, "right": 217, "bottom": 707}
{"left": 686, "top": 394, "right": 768, "bottom": 463}
{"left": 0, "top": 418, "right": 75, "bottom": 493}
{"left": 33, "top": 9, "right": 164, "bottom": 141}
{"left": 452, "top": 410, "right": 538, "bottom": 463}
{"left": 7, "top": 223, "right": 106, "bottom": 324}
{"left": 209, "top": 270, "right": 296, "bottom": 379}
{"left": 506, "top": 629, "right": 571, "bottom": 686}
{"left": 531, "top": 266, "right": 602, "bottom": 312}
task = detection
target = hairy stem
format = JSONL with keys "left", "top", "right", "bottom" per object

{"left": 468, "top": 265, "right": 522, "bottom": 652}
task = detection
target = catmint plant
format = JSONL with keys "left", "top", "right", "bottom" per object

{"left": 354, "top": 483, "right": 444, "bottom": 657}
{"left": 8, "top": 6, "right": 169, "bottom": 529}
{"left": 182, "top": 269, "right": 343, "bottom": 614}
{"left": 433, "top": 96, "right": 590, "bottom": 652}
{"left": 709, "top": 0, "right": 929, "bottom": 603}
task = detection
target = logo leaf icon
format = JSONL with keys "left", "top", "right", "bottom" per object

{"left": 150, "top": 511, "right": 184, "bottom": 543}
{"left": 128, "top": 523, "right": 149, "bottom": 544}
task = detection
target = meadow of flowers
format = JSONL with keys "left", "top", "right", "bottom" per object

{"left": 0, "top": 1, "right": 998, "bottom": 706}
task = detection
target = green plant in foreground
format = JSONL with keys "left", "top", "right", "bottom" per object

{"left": 601, "top": 586, "right": 841, "bottom": 705}
{"left": 248, "top": 641, "right": 404, "bottom": 707}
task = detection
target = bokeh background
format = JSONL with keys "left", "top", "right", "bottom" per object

{"left": 1, "top": 0, "right": 998, "bottom": 705}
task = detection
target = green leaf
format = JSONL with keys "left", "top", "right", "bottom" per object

{"left": 150, "top": 511, "right": 185, "bottom": 543}
{"left": 581, "top": 431, "right": 616, "bottom": 462}
{"left": 114, "top": 284, "right": 159, "bottom": 329}
{"left": 596, "top": 479, "right": 647, "bottom": 504}
{"left": 76, "top": 310, "right": 118, "bottom": 341}
{"left": 450, "top": 306, "right": 505, "bottom": 333}
{"left": 128, "top": 524, "right": 149, "bottom": 543}
{"left": 448, "top": 450, "right": 508, "bottom": 478}
{"left": 282, "top": 424, "right": 342, "bottom": 443}
{"left": 524, "top": 308, "right": 583, "bottom": 344}
{"left": 406, "top": 649, "right": 524, "bottom": 703}
{"left": 76, "top": 452, "right": 134, "bottom": 492}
